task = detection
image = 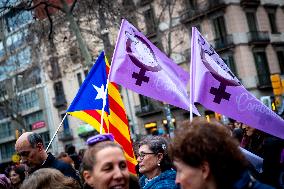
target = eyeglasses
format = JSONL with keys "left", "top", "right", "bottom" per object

{"left": 18, "top": 151, "right": 30, "bottom": 157}
{"left": 137, "top": 152, "right": 156, "bottom": 160}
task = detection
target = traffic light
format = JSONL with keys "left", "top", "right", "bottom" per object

{"left": 271, "top": 74, "right": 282, "bottom": 96}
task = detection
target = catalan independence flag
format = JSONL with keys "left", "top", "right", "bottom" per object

{"left": 105, "top": 57, "right": 137, "bottom": 175}
{"left": 67, "top": 52, "right": 137, "bottom": 174}
{"left": 67, "top": 52, "right": 110, "bottom": 133}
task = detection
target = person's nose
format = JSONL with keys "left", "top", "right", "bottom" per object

{"left": 113, "top": 167, "right": 124, "bottom": 180}
{"left": 175, "top": 172, "right": 180, "bottom": 184}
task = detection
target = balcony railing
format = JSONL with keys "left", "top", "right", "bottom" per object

{"left": 180, "top": 0, "right": 225, "bottom": 24}
{"left": 53, "top": 95, "right": 67, "bottom": 108}
{"left": 256, "top": 74, "right": 271, "bottom": 89}
{"left": 247, "top": 31, "right": 270, "bottom": 44}
{"left": 212, "top": 35, "right": 234, "bottom": 51}
{"left": 135, "top": 103, "right": 162, "bottom": 117}
{"left": 240, "top": 0, "right": 260, "bottom": 8}
{"left": 58, "top": 128, "right": 73, "bottom": 141}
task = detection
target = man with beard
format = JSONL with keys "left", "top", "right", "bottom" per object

{"left": 15, "top": 132, "right": 80, "bottom": 183}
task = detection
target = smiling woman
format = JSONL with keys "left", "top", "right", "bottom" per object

{"left": 82, "top": 140, "right": 140, "bottom": 189}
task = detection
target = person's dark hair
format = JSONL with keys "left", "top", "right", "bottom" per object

{"left": 66, "top": 144, "right": 76, "bottom": 155}
{"left": 138, "top": 136, "right": 173, "bottom": 172}
{"left": 11, "top": 165, "right": 26, "bottom": 183}
{"left": 28, "top": 133, "right": 43, "bottom": 148}
{"left": 57, "top": 152, "right": 69, "bottom": 159}
{"left": 171, "top": 118, "right": 248, "bottom": 189}
{"left": 82, "top": 141, "right": 123, "bottom": 172}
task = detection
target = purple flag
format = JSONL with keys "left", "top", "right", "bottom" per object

{"left": 110, "top": 19, "right": 199, "bottom": 114}
{"left": 190, "top": 27, "right": 284, "bottom": 139}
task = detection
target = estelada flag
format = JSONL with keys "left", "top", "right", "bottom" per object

{"left": 67, "top": 51, "right": 137, "bottom": 174}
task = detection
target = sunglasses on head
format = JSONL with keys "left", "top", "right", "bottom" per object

{"left": 86, "top": 133, "right": 114, "bottom": 146}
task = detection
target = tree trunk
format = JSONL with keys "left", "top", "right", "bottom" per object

{"left": 60, "top": 0, "right": 92, "bottom": 66}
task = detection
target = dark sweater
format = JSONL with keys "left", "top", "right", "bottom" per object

{"left": 41, "top": 153, "right": 80, "bottom": 183}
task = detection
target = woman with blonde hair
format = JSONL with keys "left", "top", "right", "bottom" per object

{"left": 20, "top": 168, "right": 80, "bottom": 189}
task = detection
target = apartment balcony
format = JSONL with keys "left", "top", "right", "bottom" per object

{"left": 135, "top": 103, "right": 162, "bottom": 117}
{"left": 212, "top": 35, "right": 234, "bottom": 52}
{"left": 256, "top": 74, "right": 271, "bottom": 89}
{"left": 53, "top": 95, "right": 67, "bottom": 108}
{"left": 180, "top": 0, "right": 226, "bottom": 24}
{"left": 58, "top": 128, "right": 73, "bottom": 141}
{"left": 247, "top": 31, "right": 270, "bottom": 45}
{"left": 240, "top": 0, "right": 260, "bottom": 8}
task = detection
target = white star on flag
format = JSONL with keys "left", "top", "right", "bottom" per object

{"left": 92, "top": 84, "right": 106, "bottom": 100}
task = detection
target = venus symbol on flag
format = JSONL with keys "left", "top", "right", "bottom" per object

{"left": 125, "top": 30, "right": 162, "bottom": 86}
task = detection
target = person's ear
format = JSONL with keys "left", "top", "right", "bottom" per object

{"left": 83, "top": 170, "right": 94, "bottom": 187}
{"left": 157, "top": 153, "right": 163, "bottom": 162}
{"left": 201, "top": 161, "right": 210, "bottom": 179}
{"left": 36, "top": 143, "right": 44, "bottom": 151}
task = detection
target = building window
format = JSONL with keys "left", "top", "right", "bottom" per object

{"left": 212, "top": 16, "right": 227, "bottom": 39}
{"left": 40, "top": 132, "right": 50, "bottom": 148}
{"left": 5, "top": 10, "right": 33, "bottom": 33}
{"left": 246, "top": 12, "right": 258, "bottom": 32}
{"left": 223, "top": 55, "right": 238, "bottom": 77}
{"left": 253, "top": 51, "right": 271, "bottom": 87}
{"left": 84, "top": 69, "right": 89, "bottom": 77}
{"left": 184, "top": 0, "right": 197, "bottom": 9}
{"left": 0, "top": 142, "right": 15, "bottom": 160}
{"left": 19, "top": 90, "right": 39, "bottom": 111}
{"left": 276, "top": 51, "right": 284, "bottom": 74}
{"left": 0, "top": 122, "right": 12, "bottom": 139}
{"left": 268, "top": 12, "right": 278, "bottom": 33}
{"left": 24, "top": 111, "right": 44, "bottom": 130}
{"left": 77, "top": 72, "right": 82, "bottom": 86}
{"left": 143, "top": 7, "right": 156, "bottom": 35}
{"left": 54, "top": 81, "right": 65, "bottom": 98}
{"left": 61, "top": 113, "right": 69, "bottom": 129}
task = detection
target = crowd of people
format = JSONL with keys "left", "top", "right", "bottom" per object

{"left": 0, "top": 117, "right": 283, "bottom": 189}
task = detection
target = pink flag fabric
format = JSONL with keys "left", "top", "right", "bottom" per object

{"left": 110, "top": 19, "right": 199, "bottom": 114}
{"left": 190, "top": 27, "right": 284, "bottom": 139}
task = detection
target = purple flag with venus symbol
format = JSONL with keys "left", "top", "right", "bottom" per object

{"left": 190, "top": 27, "right": 284, "bottom": 139}
{"left": 110, "top": 19, "right": 199, "bottom": 115}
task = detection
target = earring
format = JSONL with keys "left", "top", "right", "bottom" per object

{"left": 157, "top": 162, "right": 160, "bottom": 166}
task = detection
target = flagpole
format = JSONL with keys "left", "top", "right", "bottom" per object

{"left": 189, "top": 28, "right": 195, "bottom": 122}
{"left": 99, "top": 20, "right": 126, "bottom": 133}
{"left": 100, "top": 86, "right": 107, "bottom": 134}
{"left": 46, "top": 113, "right": 67, "bottom": 152}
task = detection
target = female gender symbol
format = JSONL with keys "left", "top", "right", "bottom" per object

{"left": 125, "top": 31, "right": 162, "bottom": 86}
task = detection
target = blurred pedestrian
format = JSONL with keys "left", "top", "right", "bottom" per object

{"left": 0, "top": 174, "right": 11, "bottom": 189}
{"left": 8, "top": 165, "right": 26, "bottom": 189}
{"left": 57, "top": 152, "right": 75, "bottom": 168}
{"left": 20, "top": 168, "right": 80, "bottom": 189}
{"left": 65, "top": 144, "right": 81, "bottom": 170}
{"left": 15, "top": 132, "right": 80, "bottom": 183}
{"left": 137, "top": 136, "right": 179, "bottom": 189}
{"left": 171, "top": 118, "right": 274, "bottom": 189}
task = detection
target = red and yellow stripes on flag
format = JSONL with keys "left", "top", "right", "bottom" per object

{"left": 105, "top": 56, "right": 137, "bottom": 174}
{"left": 68, "top": 110, "right": 109, "bottom": 133}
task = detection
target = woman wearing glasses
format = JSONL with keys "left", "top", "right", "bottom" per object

{"left": 137, "top": 136, "right": 179, "bottom": 189}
